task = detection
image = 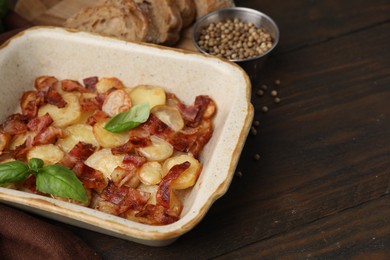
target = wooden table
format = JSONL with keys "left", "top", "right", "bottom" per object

{"left": 1, "top": 0, "right": 390, "bottom": 258}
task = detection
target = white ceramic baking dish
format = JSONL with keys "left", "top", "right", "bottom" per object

{"left": 0, "top": 27, "right": 253, "bottom": 246}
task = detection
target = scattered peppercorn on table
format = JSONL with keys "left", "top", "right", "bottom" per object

{"left": 1, "top": 0, "right": 389, "bottom": 258}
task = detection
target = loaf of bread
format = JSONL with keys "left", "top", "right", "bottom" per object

{"left": 175, "top": 0, "right": 196, "bottom": 28}
{"left": 64, "top": 0, "right": 149, "bottom": 42}
{"left": 194, "top": 0, "right": 235, "bottom": 19}
{"left": 136, "top": 0, "right": 183, "bottom": 45}
{"left": 63, "top": 0, "right": 235, "bottom": 46}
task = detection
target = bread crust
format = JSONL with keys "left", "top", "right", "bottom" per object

{"left": 194, "top": 0, "right": 235, "bottom": 19}
{"left": 64, "top": 0, "right": 149, "bottom": 42}
{"left": 137, "top": 0, "right": 183, "bottom": 45}
{"left": 63, "top": 0, "right": 235, "bottom": 46}
{"left": 175, "top": 0, "right": 196, "bottom": 28}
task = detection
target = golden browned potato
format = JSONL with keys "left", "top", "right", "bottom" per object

{"left": 137, "top": 183, "right": 158, "bottom": 205}
{"left": 93, "top": 120, "right": 129, "bottom": 148}
{"left": 102, "top": 89, "right": 132, "bottom": 116}
{"left": 129, "top": 85, "right": 166, "bottom": 108}
{"left": 56, "top": 124, "right": 99, "bottom": 153}
{"left": 95, "top": 77, "right": 125, "bottom": 93}
{"left": 84, "top": 148, "right": 125, "bottom": 180}
{"left": 151, "top": 105, "right": 184, "bottom": 131}
{"left": 8, "top": 132, "right": 34, "bottom": 150}
{"left": 137, "top": 135, "right": 173, "bottom": 162}
{"left": 38, "top": 93, "right": 82, "bottom": 128}
{"left": 162, "top": 154, "right": 202, "bottom": 189}
{"left": 27, "top": 144, "right": 65, "bottom": 165}
{"left": 111, "top": 167, "right": 140, "bottom": 188}
{"left": 138, "top": 161, "right": 163, "bottom": 185}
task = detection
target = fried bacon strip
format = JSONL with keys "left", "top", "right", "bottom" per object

{"left": 61, "top": 142, "right": 96, "bottom": 169}
{"left": 25, "top": 113, "right": 64, "bottom": 146}
{"left": 1, "top": 113, "right": 29, "bottom": 135}
{"left": 61, "top": 79, "right": 88, "bottom": 93}
{"left": 111, "top": 154, "right": 147, "bottom": 187}
{"left": 167, "top": 93, "right": 200, "bottom": 124}
{"left": 157, "top": 161, "right": 190, "bottom": 208}
{"left": 85, "top": 110, "right": 109, "bottom": 126}
{"left": 72, "top": 162, "right": 106, "bottom": 189}
{"left": 139, "top": 114, "right": 213, "bottom": 158}
{"left": 98, "top": 181, "right": 150, "bottom": 215}
{"left": 20, "top": 91, "right": 44, "bottom": 118}
{"left": 27, "top": 113, "right": 53, "bottom": 132}
{"left": 0, "top": 131, "right": 11, "bottom": 153}
{"left": 44, "top": 89, "right": 67, "bottom": 108}
{"left": 135, "top": 204, "right": 180, "bottom": 225}
{"left": 83, "top": 76, "right": 98, "bottom": 92}
{"left": 35, "top": 76, "right": 58, "bottom": 92}
{"left": 35, "top": 76, "right": 67, "bottom": 108}
{"left": 61, "top": 142, "right": 105, "bottom": 189}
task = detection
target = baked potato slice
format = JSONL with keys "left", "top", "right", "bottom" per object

{"left": 138, "top": 161, "right": 163, "bottom": 185}
{"left": 137, "top": 135, "right": 173, "bottom": 162}
{"left": 27, "top": 144, "right": 65, "bottom": 165}
{"left": 151, "top": 105, "right": 184, "bottom": 131}
{"left": 56, "top": 124, "right": 99, "bottom": 153}
{"left": 162, "top": 154, "right": 201, "bottom": 189}
{"left": 95, "top": 77, "right": 125, "bottom": 93}
{"left": 38, "top": 93, "right": 81, "bottom": 128}
{"left": 84, "top": 148, "right": 125, "bottom": 179}
{"left": 93, "top": 120, "right": 130, "bottom": 148}
{"left": 129, "top": 85, "right": 166, "bottom": 108}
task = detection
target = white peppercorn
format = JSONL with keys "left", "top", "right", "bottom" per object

{"left": 197, "top": 18, "right": 274, "bottom": 60}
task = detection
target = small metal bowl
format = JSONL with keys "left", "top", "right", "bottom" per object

{"left": 192, "top": 7, "right": 279, "bottom": 81}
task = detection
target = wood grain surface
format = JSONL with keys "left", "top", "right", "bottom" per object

{"left": 2, "top": 0, "right": 390, "bottom": 259}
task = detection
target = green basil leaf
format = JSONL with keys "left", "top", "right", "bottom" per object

{"left": 104, "top": 103, "right": 150, "bottom": 133}
{"left": 36, "top": 164, "right": 87, "bottom": 203}
{"left": 0, "top": 161, "right": 30, "bottom": 184}
{"left": 29, "top": 158, "right": 44, "bottom": 172}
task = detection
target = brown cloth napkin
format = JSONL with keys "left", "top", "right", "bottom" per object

{"left": 0, "top": 203, "right": 101, "bottom": 260}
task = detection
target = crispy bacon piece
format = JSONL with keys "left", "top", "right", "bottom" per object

{"left": 34, "top": 76, "right": 66, "bottom": 108}
{"left": 80, "top": 96, "right": 101, "bottom": 111}
{"left": 35, "top": 76, "right": 58, "bottom": 92}
{"left": 166, "top": 93, "right": 200, "bottom": 123}
{"left": 32, "top": 126, "right": 64, "bottom": 146}
{"left": 166, "top": 93, "right": 215, "bottom": 127}
{"left": 128, "top": 128, "right": 152, "bottom": 147}
{"left": 0, "top": 131, "right": 11, "bottom": 153}
{"left": 99, "top": 182, "right": 150, "bottom": 214}
{"left": 189, "top": 95, "right": 215, "bottom": 127}
{"left": 83, "top": 76, "right": 98, "bottom": 92}
{"left": 27, "top": 113, "right": 53, "bottom": 132}
{"left": 25, "top": 113, "right": 63, "bottom": 146}
{"left": 72, "top": 161, "right": 106, "bottom": 189}
{"left": 69, "top": 142, "right": 96, "bottom": 161}
{"left": 135, "top": 204, "right": 180, "bottom": 225}
{"left": 44, "top": 89, "right": 67, "bottom": 108}
{"left": 111, "top": 142, "right": 134, "bottom": 155}
{"left": 61, "top": 142, "right": 96, "bottom": 168}
{"left": 61, "top": 79, "right": 88, "bottom": 93}
{"left": 1, "top": 113, "right": 28, "bottom": 135}
{"left": 79, "top": 92, "right": 111, "bottom": 112}
{"left": 123, "top": 154, "right": 147, "bottom": 168}
{"left": 111, "top": 124, "right": 152, "bottom": 155}
{"left": 140, "top": 113, "right": 172, "bottom": 137}
{"left": 85, "top": 110, "right": 109, "bottom": 126}
{"left": 139, "top": 114, "right": 213, "bottom": 158}
{"left": 187, "top": 119, "right": 214, "bottom": 158}
{"left": 157, "top": 161, "right": 190, "bottom": 208}
{"left": 111, "top": 154, "right": 146, "bottom": 187}
{"left": 20, "top": 91, "right": 44, "bottom": 118}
